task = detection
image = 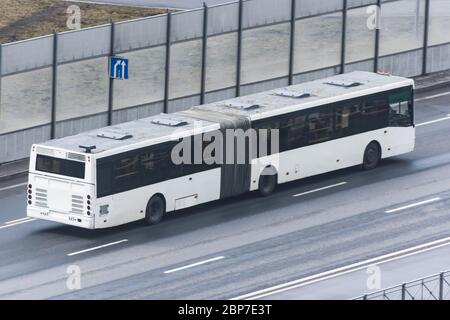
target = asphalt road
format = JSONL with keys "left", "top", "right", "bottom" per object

{"left": 257, "top": 239, "right": 450, "bottom": 300}
{"left": 0, "top": 87, "right": 450, "bottom": 299}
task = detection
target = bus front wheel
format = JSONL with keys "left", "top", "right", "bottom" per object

{"left": 362, "top": 142, "right": 381, "bottom": 170}
{"left": 145, "top": 195, "right": 166, "bottom": 225}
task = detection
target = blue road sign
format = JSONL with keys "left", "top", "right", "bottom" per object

{"left": 109, "top": 56, "right": 129, "bottom": 80}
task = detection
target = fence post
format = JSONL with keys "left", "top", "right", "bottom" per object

{"left": 164, "top": 10, "right": 172, "bottom": 113}
{"left": 401, "top": 283, "right": 406, "bottom": 300}
{"left": 50, "top": 31, "right": 58, "bottom": 139}
{"left": 236, "top": 0, "right": 244, "bottom": 97}
{"left": 439, "top": 272, "right": 444, "bottom": 300}
{"left": 107, "top": 21, "right": 115, "bottom": 126}
{"left": 288, "top": 0, "right": 297, "bottom": 86}
{"left": 422, "top": 0, "right": 430, "bottom": 75}
{"left": 340, "top": 0, "right": 348, "bottom": 74}
{"left": 200, "top": 3, "right": 209, "bottom": 105}
{"left": 373, "top": 0, "right": 381, "bottom": 73}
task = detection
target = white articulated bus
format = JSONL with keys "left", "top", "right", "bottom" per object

{"left": 27, "top": 71, "right": 415, "bottom": 229}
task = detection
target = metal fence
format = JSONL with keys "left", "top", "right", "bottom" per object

{"left": 354, "top": 271, "right": 450, "bottom": 300}
{"left": 1, "top": 0, "right": 450, "bottom": 163}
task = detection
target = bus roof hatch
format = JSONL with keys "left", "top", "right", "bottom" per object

{"left": 325, "top": 79, "right": 362, "bottom": 88}
{"left": 224, "top": 101, "right": 261, "bottom": 110}
{"left": 273, "top": 88, "right": 312, "bottom": 99}
{"left": 97, "top": 130, "right": 133, "bottom": 140}
{"left": 151, "top": 117, "right": 188, "bottom": 127}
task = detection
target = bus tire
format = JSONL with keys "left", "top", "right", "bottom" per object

{"left": 362, "top": 142, "right": 381, "bottom": 170}
{"left": 258, "top": 168, "right": 278, "bottom": 197}
{"left": 145, "top": 194, "right": 166, "bottom": 225}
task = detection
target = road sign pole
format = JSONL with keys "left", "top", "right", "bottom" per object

{"left": 374, "top": 0, "right": 381, "bottom": 73}
{"left": 288, "top": 0, "right": 297, "bottom": 85}
{"left": 200, "top": 3, "right": 209, "bottom": 105}
{"left": 236, "top": 0, "right": 244, "bottom": 97}
{"left": 107, "top": 21, "right": 115, "bottom": 126}
{"left": 50, "top": 31, "right": 58, "bottom": 139}
{"left": 340, "top": 0, "right": 348, "bottom": 74}
{"left": 164, "top": 11, "right": 172, "bottom": 114}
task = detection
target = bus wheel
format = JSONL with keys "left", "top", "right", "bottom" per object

{"left": 258, "top": 169, "right": 278, "bottom": 197}
{"left": 145, "top": 195, "right": 166, "bottom": 225}
{"left": 362, "top": 142, "right": 381, "bottom": 170}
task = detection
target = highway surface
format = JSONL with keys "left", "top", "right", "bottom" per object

{"left": 0, "top": 87, "right": 450, "bottom": 299}
{"left": 256, "top": 238, "right": 450, "bottom": 300}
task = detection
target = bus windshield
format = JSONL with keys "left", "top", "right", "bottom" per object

{"left": 35, "top": 154, "right": 85, "bottom": 179}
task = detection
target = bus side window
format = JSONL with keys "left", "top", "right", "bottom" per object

{"left": 334, "top": 104, "right": 361, "bottom": 138}
{"left": 388, "top": 89, "right": 412, "bottom": 127}
{"left": 141, "top": 147, "right": 170, "bottom": 184}
{"left": 113, "top": 154, "right": 140, "bottom": 193}
{"left": 280, "top": 113, "right": 307, "bottom": 151}
{"left": 360, "top": 97, "right": 389, "bottom": 132}
{"left": 182, "top": 134, "right": 206, "bottom": 175}
{"left": 253, "top": 119, "right": 280, "bottom": 156}
{"left": 307, "top": 110, "right": 333, "bottom": 145}
{"left": 97, "top": 161, "right": 113, "bottom": 198}
{"left": 202, "top": 132, "right": 223, "bottom": 166}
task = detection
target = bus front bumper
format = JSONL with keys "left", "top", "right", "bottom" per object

{"left": 27, "top": 206, "right": 95, "bottom": 229}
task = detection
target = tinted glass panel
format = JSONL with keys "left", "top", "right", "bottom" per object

{"left": 308, "top": 109, "right": 333, "bottom": 145}
{"left": 252, "top": 118, "right": 280, "bottom": 156}
{"left": 96, "top": 162, "right": 112, "bottom": 198}
{"left": 140, "top": 146, "right": 171, "bottom": 184}
{"left": 36, "top": 155, "right": 85, "bottom": 179}
{"left": 335, "top": 104, "right": 361, "bottom": 137}
{"left": 360, "top": 96, "right": 389, "bottom": 131}
{"left": 280, "top": 113, "right": 307, "bottom": 151}
{"left": 388, "top": 89, "right": 413, "bottom": 127}
{"left": 113, "top": 154, "right": 140, "bottom": 194}
{"left": 96, "top": 136, "right": 220, "bottom": 198}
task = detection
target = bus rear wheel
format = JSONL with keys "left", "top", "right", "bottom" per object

{"left": 258, "top": 171, "right": 278, "bottom": 197}
{"left": 145, "top": 195, "right": 165, "bottom": 225}
{"left": 362, "top": 142, "right": 381, "bottom": 170}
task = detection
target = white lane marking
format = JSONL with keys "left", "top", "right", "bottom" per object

{"left": 416, "top": 115, "right": 450, "bottom": 127}
{"left": 164, "top": 256, "right": 225, "bottom": 274}
{"left": 415, "top": 91, "right": 450, "bottom": 102}
{"left": 0, "top": 182, "right": 27, "bottom": 192}
{"left": 0, "top": 218, "right": 36, "bottom": 230}
{"left": 293, "top": 182, "right": 347, "bottom": 197}
{"left": 385, "top": 197, "right": 441, "bottom": 214}
{"left": 232, "top": 236, "right": 450, "bottom": 300}
{"left": 67, "top": 239, "right": 128, "bottom": 257}
{"left": 5, "top": 217, "right": 33, "bottom": 225}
